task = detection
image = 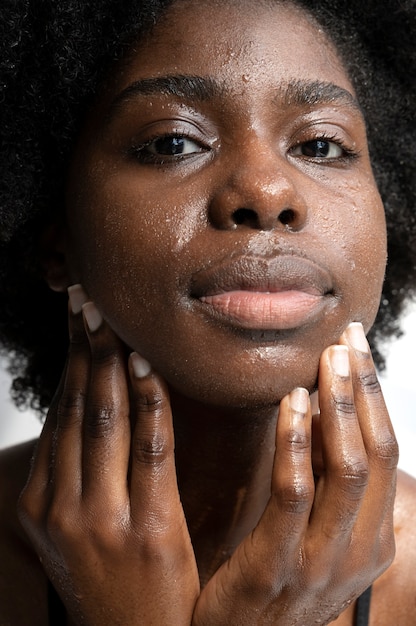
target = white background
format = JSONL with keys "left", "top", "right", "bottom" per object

{"left": 1, "top": 307, "right": 415, "bottom": 477}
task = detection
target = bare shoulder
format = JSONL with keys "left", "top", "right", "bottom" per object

{"left": 370, "top": 470, "right": 416, "bottom": 625}
{"left": 0, "top": 440, "right": 48, "bottom": 625}
{"left": 392, "top": 470, "right": 416, "bottom": 575}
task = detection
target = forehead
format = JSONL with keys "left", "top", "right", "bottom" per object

{"left": 104, "top": 0, "right": 354, "bottom": 103}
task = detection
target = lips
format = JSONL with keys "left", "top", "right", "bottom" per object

{"left": 191, "top": 255, "right": 334, "bottom": 330}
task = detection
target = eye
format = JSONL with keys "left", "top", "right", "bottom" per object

{"left": 292, "top": 138, "right": 344, "bottom": 159}
{"left": 148, "top": 135, "right": 202, "bottom": 155}
{"left": 133, "top": 134, "right": 206, "bottom": 162}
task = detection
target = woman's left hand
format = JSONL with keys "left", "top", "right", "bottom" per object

{"left": 192, "top": 323, "right": 398, "bottom": 625}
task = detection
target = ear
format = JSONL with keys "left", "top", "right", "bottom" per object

{"left": 39, "top": 221, "right": 71, "bottom": 293}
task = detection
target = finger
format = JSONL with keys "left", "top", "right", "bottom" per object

{"left": 252, "top": 388, "right": 314, "bottom": 567}
{"left": 340, "top": 323, "right": 399, "bottom": 477}
{"left": 309, "top": 345, "right": 368, "bottom": 541}
{"left": 17, "top": 404, "right": 58, "bottom": 530}
{"left": 80, "top": 301, "right": 131, "bottom": 506}
{"left": 128, "top": 352, "right": 185, "bottom": 535}
{"left": 51, "top": 284, "right": 90, "bottom": 500}
{"left": 206, "top": 389, "right": 313, "bottom": 607}
{"left": 17, "top": 300, "right": 74, "bottom": 529}
{"left": 340, "top": 323, "right": 397, "bottom": 567}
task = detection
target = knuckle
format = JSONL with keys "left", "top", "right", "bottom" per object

{"left": 372, "top": 434, "right": 399, "bottom": 469}
{"left": 135, "top": 388, "right": 165, "bottom": 414}
{"left": 45, "top": 505, "right": 76, "bottom": 541}
{"left": 333, "top": 394, "right": 356, "bottom": 417}
{"left": 133, "top": 433, "right": 168, "bottom": 465}
{"left": 17, "top": 488, "right": 41, "bottom": 527}
{"left": 285, "top": 428, "right": 310, "bottom": 451}
{"left": 135, "top": 538, "right": 173, "bottom": 567}
{"left": 85, "top": 404, "right": 119, "bottom": 439}
{"left": 274, "top": 480, "right": 314, "bottom": 514}
{"left": 338, "top": 461, "right": 369, "bottom": 496}
{"left": 356, "top": 369, "right": 382, "bottom": 394}
{"left": 57, "top": 388, "right": 85, "bottom": 419}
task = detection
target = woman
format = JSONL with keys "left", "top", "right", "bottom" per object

{"left": 1, "top": 0, "right": 415, "bottom": 623}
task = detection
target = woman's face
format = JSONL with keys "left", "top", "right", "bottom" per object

{"left": 65, "top": 0, "right": 386, "bottom": 408}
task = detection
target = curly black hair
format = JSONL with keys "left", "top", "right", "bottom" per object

{"left": 0, "top": 0, "right": 415, "bottom": 414}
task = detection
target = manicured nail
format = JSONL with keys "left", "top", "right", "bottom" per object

{"left": 130, "top": 352, "right": 152, "bottom": 378}
{"left": 330, "top": 345, "right": 350, "bottom": 377}
{"left": 82, "top": 302, "right": 103, "bottom": 332}
{"left": 290, "top": 387, "right": 309, "bottom": 415}
{"left": 346, "top": 322, "right": 369, "bottom": 353}
{"left": 68, "top": 284, "right": 89, "bottom": 315}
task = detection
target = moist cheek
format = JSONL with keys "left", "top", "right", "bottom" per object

{"left": 322, "top": 176, "right": 387, "bottom": 327}
{"left": 343, "top": 213, "right": 386, "bottom": 330}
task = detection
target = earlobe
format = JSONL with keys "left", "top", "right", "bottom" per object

{"left": 40, "top": 222, "right": 71, "bottom": 293}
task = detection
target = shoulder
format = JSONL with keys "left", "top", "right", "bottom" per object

{"left": 392, "top": 470, "right": 416, "bottom": 575}
{"left": 370, "top": 470, "right": 416, "bottom": 625}
{"left": 0, "top": 440, "right": 48, "bottom": 624}
{"left": 0, "top": 439, "right": 35, "bottom": 538}
{"left": 392, "top": 470, "right": 416, "bottom": 579}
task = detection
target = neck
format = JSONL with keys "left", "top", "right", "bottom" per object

{"left": 170, "top": 391, "right": 278, "bottom": 585}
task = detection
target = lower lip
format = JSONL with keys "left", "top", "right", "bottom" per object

{"left": 199, "top": 290, "right": 326, "bottom": 330}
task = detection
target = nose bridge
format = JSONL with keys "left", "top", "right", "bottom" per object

{"left": 209, "top": 133, "right": 307, "bottom": 231}
{"left": 235, "top": 145, "right": 294, "bottom": 204}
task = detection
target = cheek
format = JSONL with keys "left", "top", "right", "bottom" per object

{"left": 330, "top": 183, "right": 387, "bottom": 328}
{"left": 65, "top": 170, "right": 200, "bottom": 327}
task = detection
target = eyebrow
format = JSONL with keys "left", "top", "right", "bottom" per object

{"left": 107, "top": 73, "right": 362, "bottom": 122}
{"left": 281, "top": 79, "right": 362, "bottom": 112}
{"left": 108, "top": 74, "right": 223, "bottom": 121}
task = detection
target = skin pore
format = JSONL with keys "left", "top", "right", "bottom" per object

{"left": 2, "top": 1, "right": 416, "bottom": 625}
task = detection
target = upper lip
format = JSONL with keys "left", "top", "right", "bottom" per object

{"left": 190, "top": 254, "right": 333, "bottom": 298}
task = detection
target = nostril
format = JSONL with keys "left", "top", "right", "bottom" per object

{"left": 232, "top": 207, "right": 258, "bottom": 225}
{"left": 278, "top": 208, "right": 295, "bottom": 225}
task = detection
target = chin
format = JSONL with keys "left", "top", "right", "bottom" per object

{"left": 166, "top": 356, "right": 320, "bottom": 412}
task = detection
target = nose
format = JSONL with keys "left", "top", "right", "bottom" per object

{"left": 209, "top": 143, "right": 308, "bottom": 232}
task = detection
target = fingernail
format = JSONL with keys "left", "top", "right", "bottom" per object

{"left": 131, "top": 352, "right": 152, "bottom": 378}
{"left": 68, "top": 284, "right": 89, "bottom": 315}
{"left": 346, "top": 322, "right": 369, "bottom": 353}
{"left": 82, "top": 302, "right": 103, "bottom": 332}
{"left": 330, "top": 345, "right": 350, "bottom": 377}
{"left": 290, "top": 387, "right": 309, "bottom": 415}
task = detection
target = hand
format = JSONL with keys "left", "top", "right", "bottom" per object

{"left": 18, "top": 286, "right": 199, "bottom": 625}
{"left": 192, "top": 322, "right": 398, "bottom": 625}
{"left": 18, "top": 293, "right": 398, "bottom": 626}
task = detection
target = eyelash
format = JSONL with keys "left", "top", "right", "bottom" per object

{"left": 290, "top": 133, "right": 361, "bottom": 163}
{"left": 128, "top": 131, "right": 360, "bottom": 165}
{"left": 128, "top": 133, "right": 208, "bottom": 164}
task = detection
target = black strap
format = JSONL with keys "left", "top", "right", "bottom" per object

{"left": 355, "top": 585, "right": 372, "bottom": 626}
{"left": 47, "top": 579, "right": 67, "bottom": 625}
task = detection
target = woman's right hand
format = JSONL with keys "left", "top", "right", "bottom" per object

{"left": 18, "top": 285, "right": 200, "bottom": 625}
